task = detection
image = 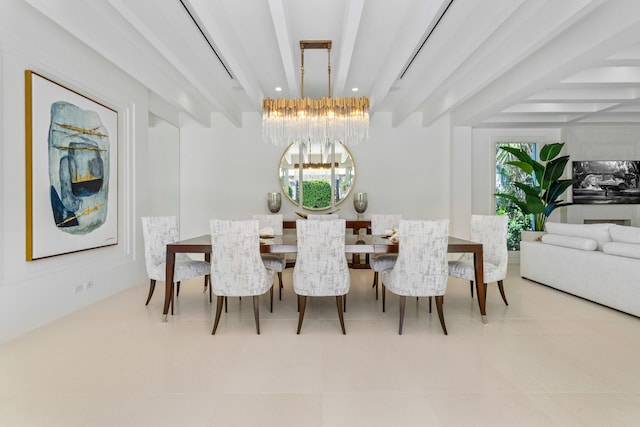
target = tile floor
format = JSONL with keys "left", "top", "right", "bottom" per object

{"left": 1, "top": 266, "right": 640, "bottom": 426}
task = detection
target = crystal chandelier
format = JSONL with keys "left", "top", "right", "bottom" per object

{"left": 262, "top": 40, "right": 370, "bottom": 147}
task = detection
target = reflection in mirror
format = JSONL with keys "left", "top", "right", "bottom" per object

{"left": 279, "top": 141, "right": 355, "bottom": 210}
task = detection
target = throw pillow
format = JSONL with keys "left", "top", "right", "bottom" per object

{"left": 609, "top": 225, "right": 640, "bottom": 244}
{"left": 540, "top": 234, "right": 597, "bottom": 251}
{"left": 602, "top": 242, "right": 640, "bottom": 259}
{"left": 544, "top": 222, "right": 613, "bottom": 250}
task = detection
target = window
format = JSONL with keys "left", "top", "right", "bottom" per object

{"left": 495, "top": 142, "right": 536, "bottom": 251}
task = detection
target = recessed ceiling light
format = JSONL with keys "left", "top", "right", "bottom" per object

{"left": 352, "top": 87, "right": 359, "bottom": 92}
{"left": 275, "top": 87, "right": 282, "bottom": 92}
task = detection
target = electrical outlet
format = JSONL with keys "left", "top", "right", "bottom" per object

{"left": 74, "top": 283, "right": 85, "bottom": 294}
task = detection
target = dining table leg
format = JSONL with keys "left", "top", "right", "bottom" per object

{"left": 163, "top": 248, "right": 176, "bottom": 322}
{"left": 473, "top": 250, "right": 487, "bottom": 324}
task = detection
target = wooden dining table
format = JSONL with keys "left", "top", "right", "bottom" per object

{"left": 162, "top": 222, "right": 486, "bottom": 323}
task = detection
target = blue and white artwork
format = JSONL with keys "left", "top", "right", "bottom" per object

{"left": 27, "top": 71, "right": 118, "bottom": 260}
{"left": 49, "top": 101, "right": 110, "bottom": 234}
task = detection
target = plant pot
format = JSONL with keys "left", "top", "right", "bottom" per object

{"left": 521, "top": 230, "right": 546, "bottom": 242}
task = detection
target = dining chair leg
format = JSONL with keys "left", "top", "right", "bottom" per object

{"left": 469, "top": 280, "right": 474, "bottom": 298}
{"left": 176, "top": 281, "right": 181, "bottom": 297}
{"left": 170, "top": 282, "right": 175, "bottom": 315}
{"left": 253, "top": 295, "right": 261, "bottom": 335}
{"left": 203, "top": 276, "right": 208, "bottom": 293}
{"left": 145, "top": 279, "right": 156, "bottom": 305}
{"left": 269, "top": 286, "right": 274, "bottom": 313}
{"left": 343, "top": 294, "right": 347, "bottom": 312}
{"left": 224, "top": 296, "right": 228, "bottom": 313}
{"left": 435, "top": 295, "right": 447, "bottom": 335}
{"left": 398, "top": 296, "right": 406, "bottom": 335}
{"left": 372, "top": 272, "right": 379, "bottom": 300}
{"left": 212, "top": 296, "right": 224, "bottom": 335}
{"left": 336, "top": 296, "right": 346, "bottom": 335}
{"left": 207, "top": 276, "right": 212, "bottom": 303}
{"left": 278, "top": 272, "right": 283, "bottom": 300}
{"left": 296, "top": 296, "right": 307, "bottom": 334}
{"left": 382, "top": 283, "right": 386, "bottom": 312}
{"left": 428, "top": 296, "right": 432, "bottom": 313}
{"left": 497, "top": 280, "right": 509, "bottom": 305}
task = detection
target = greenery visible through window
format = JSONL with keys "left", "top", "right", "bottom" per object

{"left": 302, "top": 180, "right": 331, "bottom": 209}
{"left": 496, "top": 142, "right": 536, "bottom": 251}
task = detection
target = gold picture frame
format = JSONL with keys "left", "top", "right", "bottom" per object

{"left": 25, "top": 70, "right": 118, "bottom": 260}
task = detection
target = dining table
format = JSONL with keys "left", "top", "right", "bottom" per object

{"left": 162, "top": 221, "right": 486, "bottom": 324}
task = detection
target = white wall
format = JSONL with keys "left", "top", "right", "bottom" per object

{"left": 471, "top": 128, "right": 563, "bottom": 218}
{"left": 0, "top": 0, "right": 148, "bottom": 343}
{"left": 470, "top": 126, "right": 640, "bottom": 232}
{"left": 179, "top": 112, "right": 452, "bottom": 238}
{"left": 469, "top": 128, "right": 564, "bottom": 235}
{"left": 450, "top": 126, "right": 472, "bottom": 238}
{"left": 148, "top": 115, "right": 180, "bottom": 218}
{"left": 566, "top": 125, "right": 640, "bottom": 226}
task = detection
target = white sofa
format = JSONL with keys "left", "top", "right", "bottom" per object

{"left": 520, "top": 222, "right": 640, "bottom": 317}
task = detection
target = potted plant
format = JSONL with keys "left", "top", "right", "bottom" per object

{"left": 495, "top": 142, "right": 573, "bottom": 233}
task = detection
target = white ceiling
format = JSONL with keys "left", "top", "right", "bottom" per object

{"left": 25, "top": 0, "right": 640, "bottom": 128}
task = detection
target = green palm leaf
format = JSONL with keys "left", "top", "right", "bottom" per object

{"left": 495, "top": 142, "right": 573, "bottom": 231}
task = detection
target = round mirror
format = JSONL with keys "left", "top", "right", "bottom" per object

{"left": 279, "top": 141, "right": 355, "bottom": 210}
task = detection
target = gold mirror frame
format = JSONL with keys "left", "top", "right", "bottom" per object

{"left": 278, "top": 141, "right": 356, "bottom": 211}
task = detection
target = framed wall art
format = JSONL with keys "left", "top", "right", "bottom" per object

{"left": 572, "top": 160, "right": 640, "bottom": 205}
{"left": 25, "top": 70, "right": 118, "bottom": 260}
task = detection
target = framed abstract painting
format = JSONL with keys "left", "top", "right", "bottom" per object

{"left": 25, "top": 71, "right": 118, "bottom": 260}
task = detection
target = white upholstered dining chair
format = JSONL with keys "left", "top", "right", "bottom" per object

{"left": 209, "top": 219, "right": 275, "bottom": 335}
{"left": 381, "top": 219, "right": 450, "bottom": 335}
{"left": 370, "top": 214, "right": 402, "bottom": 300}
{"left": 141, "top": 216, "right": 210, "bottom": 310}
{"left": 253, "top": 214, "right": 286, "bottom": 299}
{"left": 293, "top": 219, "right": 350, "bottom": 334}
{"left": 448, "top": 214, "right": 509, "bottom": 305}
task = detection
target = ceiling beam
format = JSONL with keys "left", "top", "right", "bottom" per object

{"left": 451, "top": 0, "right": 640, "bottom": 127}
{"left": 181, "top": 0, "right": 263, "bottom": 116}
{"left": 502, "top": 103, "right": 617, "bottom": 114}
{"left": 332, "top": 0, "right": 364, "bottom": 96}
{"left": 526, "top": 87, "right": 640, "bottom": 102}
{"left": 108, "top": 0, "right": 244, "bottom": 126}
{"left": 368, "top": 0, "right": 452, "bottom": 113}
{"left": 391, "top": 0, "right": 526, "bottom": 127}
{"left": 268, "top": 0, "right": 298, "bottom": 97}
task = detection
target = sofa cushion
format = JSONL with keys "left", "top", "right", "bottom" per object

{"left": 541, "top": 234, "right": 598, "bottom": 251}
{"left": 602, "top": 242, "right": 640, "bottom": 259}
{"left": 544, "top": 222, "right": 613, "bottom": 250}
{"left": 609, "top": 225, "right": 640, "bottom": 244}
